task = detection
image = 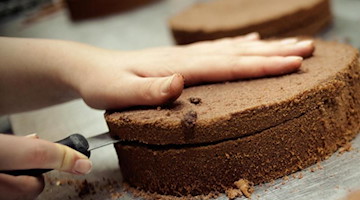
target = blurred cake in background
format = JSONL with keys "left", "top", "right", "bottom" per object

{"left": 169, "top": 0, "right": 332, "bottom": 45}
{"left": 0, "top": 0, "right": 160, "bottom": 22}
{"left": 65, "top": 0, "right": 160, "bottom": 21}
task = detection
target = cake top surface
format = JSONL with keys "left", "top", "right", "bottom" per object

{"left": 106, "top": 40, "right": 359, "bottom": 144}
{"left": 169, "top": 0, "right": 326, "bottom": 32}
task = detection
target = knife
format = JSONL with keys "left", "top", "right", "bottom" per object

{"left": 0, "top": 132, "right": 119, "bottom": 177}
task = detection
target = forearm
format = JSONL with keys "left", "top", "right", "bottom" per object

{"left": 0, "top": 37, "right": 108, "bottom": 114}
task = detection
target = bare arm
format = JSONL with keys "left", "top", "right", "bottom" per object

{"left": 0, "top": 37, "right": 107, "bottom": 114}
{"left": 0, "top": 34, "right": 314, "bottom": 114}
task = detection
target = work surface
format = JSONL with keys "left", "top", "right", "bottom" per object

{"left": 2, "top": 0, "right": 360, "bottom": 199}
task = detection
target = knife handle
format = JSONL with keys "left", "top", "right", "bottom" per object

{"left": 0, "top": 133, "right": 91, "bottom": 177}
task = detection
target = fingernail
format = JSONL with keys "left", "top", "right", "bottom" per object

{"left": 25, "top": 133, "right": 39, "bottom": 139}
{"left": 296, "top": 40, "right": 313, "bottom": 47}
{"left": 285, "top": 56, "right": 303, "bottom": 62}
{"left": 280, "top": 38, "right": 298, "bottom": 44}
{"left": 161, "top": 74, "right": 176, "bottom": 94}
{"left": 244, "top": 32, "right": 260, "bottom": 40}
{"left": 73, "top": 159, "right": 92, "bottom": 174}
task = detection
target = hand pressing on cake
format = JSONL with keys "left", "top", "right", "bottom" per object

{"left": 77, "top": 34, "right": 314, "bottom": 109}
{"left": 0, "top": 133, "right": 92, "bottom": 200}
{"left": 0, "top": 33, "right": 314, "bottom": 113}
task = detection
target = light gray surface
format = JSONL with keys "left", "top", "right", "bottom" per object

{"left": 2, "top": 0, "right": 360, "bottom": 199}
{"left": 0, "top": 116, "right": 10, "bottom": 132}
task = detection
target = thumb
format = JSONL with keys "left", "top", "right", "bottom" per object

{"left": 131, "top": 73, "right": 185, "bottom": 106}
{"left": 97, "top": 73, "right": 185, "bottom": 109}
{"left": 54, "top": 143, "right": 92, "bottom": 174}
{"left": 0, "top": 134, "right": 92, "bottom": 175}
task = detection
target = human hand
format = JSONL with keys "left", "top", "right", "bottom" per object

{"left": 0, "top": 134, "right": 92, "bottom": 200}
{"left": 74, "top": 33, "right": 314, "bottom": 109}
{"left": 0, "top": 33, "right": 314, "bottom": 114}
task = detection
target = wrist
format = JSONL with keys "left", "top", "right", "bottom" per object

{"left": 54, "top": 41, "right": 113, "bottom": 101}
{"left": 61, "top": 42, "right": 121, "bottom": 105}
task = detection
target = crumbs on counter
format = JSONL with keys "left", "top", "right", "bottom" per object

{"left": 297, "top": 173, "right": 303, "bottom": 179}
{"left": 45, "top": 176, "right": 123, "bottom": 200}
{"left": 317, "top": 163, "right": 324, "bottom": 170}
{"left": 123, "top": 183, "right": 219, "bottom": 200}
{"left": 77, "top": 180, "right": 96, "bottom": 198}
{"left": 234, "top": 179, "right": 254, "bottom": 198}
{"left": 225, "top": 188, "right": 242, "bottom": 200}
{"left": 339, "top": 142, "right": 353, "bottom": 154}
{"left": 225, "top": 179, "right": 254, "bottom": 199}
{"left": 309, "top": 162, "right": 324, "bottom": 173}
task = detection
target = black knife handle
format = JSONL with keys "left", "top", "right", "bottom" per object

{"left": 57, "top": 133, "right": 91, "bottom": 158}
{"left": 0, "top": 133, "right": 90, "bottom": 176}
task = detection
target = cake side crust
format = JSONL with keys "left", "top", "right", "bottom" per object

{"left": 115, "top": 59, "right": 360, "bottom": 195}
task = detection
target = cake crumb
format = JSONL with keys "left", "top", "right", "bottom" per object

{"left": 46, "top": 177, "right": 123, "bottom": 199}
{"left": 225, "top": 188, "right": 242, "bottom": 199}
{"left": 189, "top": 97, "right": 202, "bottom": 105}
{"left": 270, "top": 180, "right": 275, "bottom": 185}
{"left": 298, "top": 173, "right": 303, "bottom": 179}
{"left": 123, "top": 182, "right": 219, "bottom": 200}
{"left": 182, "top": 110, "right": 197, "bottom": 128}
{"left": 339, "top": 143, "right": 353, "bottom": 154}
{"left": 317, "top": 163, "right": 324, "bottom": 170}
{"left": 234, "top": 179, "right": 254, "bottom": 198}
{"left": 283, "top": 176, "right": 289, "bottom": 181}
{"left": 76, "top": 180, "right": 96, "bottom": 198}
{"left": 156, "top": 106, "right": 162, "bottom": 111}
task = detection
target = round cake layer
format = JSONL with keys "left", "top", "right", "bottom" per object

{"left": 105, "top": 40, "right": 359, "bottom": 145}
{"left": 115, "top": 60, "right": 360, "bottom": 195}
{"left": 169, "top": 0, "right": 331, "bottom": 45}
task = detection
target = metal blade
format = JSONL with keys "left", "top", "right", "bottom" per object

{"left": 87, "top": 132, "right": 119, "bottom": 151}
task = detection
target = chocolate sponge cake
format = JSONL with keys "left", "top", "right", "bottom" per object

{"left": 105, "top": 40, "right": 360, "bottom": 196}
{"left": 65, "top": 0, "right": 159, "bottom": 21}
{"left": 169, "top": 0, "right": 332, "bottom": 45}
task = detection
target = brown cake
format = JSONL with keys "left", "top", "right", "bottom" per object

{"left": 65, "top": 0, "right": 160, "bottom": 21}
{"left": 169, "top": 0, "right": 332, "bottom": 45}
{"left": 105, "top": 40, "right": 360, "bottom": 196}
